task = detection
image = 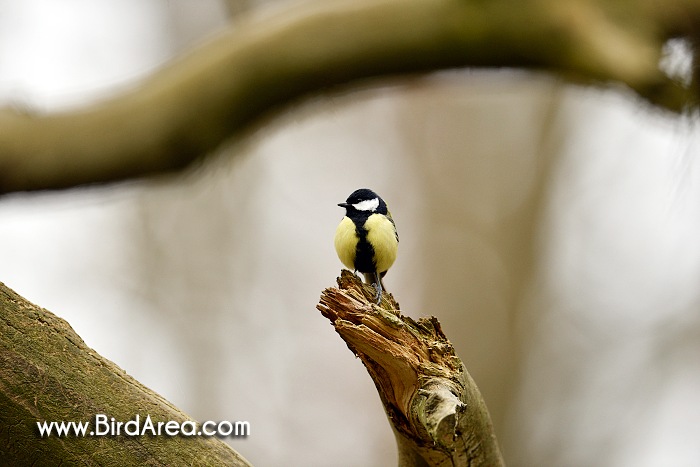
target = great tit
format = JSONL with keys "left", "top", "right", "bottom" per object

{"left": 334, "top": 188, "right": 399, "bottom": 303}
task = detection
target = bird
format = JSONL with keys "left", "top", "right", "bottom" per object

{"left": 334, "top": 188, "right": 399, "bottom": 303}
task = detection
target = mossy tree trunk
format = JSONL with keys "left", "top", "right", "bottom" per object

{"left": 0, "top": 282, "right": 251, "bottom": 466}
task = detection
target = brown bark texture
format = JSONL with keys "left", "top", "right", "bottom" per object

{"left": 317, "top": 271, "right": 504, "bottom": 467}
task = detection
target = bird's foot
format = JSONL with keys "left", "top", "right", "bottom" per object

{"left": 374, "top": 281, "right": 383, "bottom": 304}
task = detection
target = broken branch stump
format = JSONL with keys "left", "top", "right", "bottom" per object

{"left": 317, "top": 270, "right": 504, "bottom": 467}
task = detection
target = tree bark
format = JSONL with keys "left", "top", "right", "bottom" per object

{"left": 317, "top": 271, "right": 504, "bottom": 467}
{"left": 0, "top": 281, "right": 251, "bottom": 466}
{"left": 2, "top": 0, "right": 700, "bottom": 194}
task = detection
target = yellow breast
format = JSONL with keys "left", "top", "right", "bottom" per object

{"left": 334, "top": 216, "right": 358, "bottom": 270}
{"left": 364, "top": 213, "right": 398, "bottom": 273}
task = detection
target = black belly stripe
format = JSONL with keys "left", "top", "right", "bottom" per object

{"left": 353, "top": 221, "right": 376, "bottom": 273}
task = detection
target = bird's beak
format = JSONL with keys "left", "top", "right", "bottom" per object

{"left": 338, "top": 202, "right": 350, "bottom": 208}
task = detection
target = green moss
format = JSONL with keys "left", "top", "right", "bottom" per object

{"left": 0, "top": 282, "right": 250, "bottom": 466}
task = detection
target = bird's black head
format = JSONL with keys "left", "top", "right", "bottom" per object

{"left": 338, "top": 188, "right": 388, "bottom": 215}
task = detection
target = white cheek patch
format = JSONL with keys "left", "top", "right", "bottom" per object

{"left": 353, "top": 197, "right": 379, "bottom": 212}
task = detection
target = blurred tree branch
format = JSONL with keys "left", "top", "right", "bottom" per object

{"left": 1, "top": 0, "right": 700, "bottom": 194}
{"left": 317, "top": 271, "right": 504, "bottom": 467}
{"left": 0, "top": 281, "right": 251, "bottom": 466}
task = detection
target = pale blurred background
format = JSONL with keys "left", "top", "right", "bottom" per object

{"left": 1, "top": 1, "right": 700, "bottom": 466}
